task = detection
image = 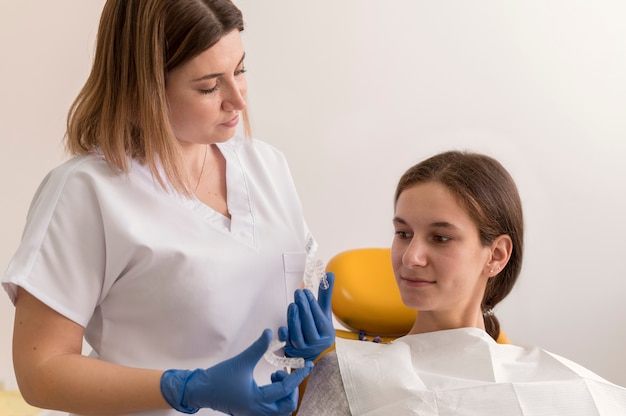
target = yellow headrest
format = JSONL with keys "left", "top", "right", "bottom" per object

{"left": 326, "top": 248, "right": 417, "bottom": 336}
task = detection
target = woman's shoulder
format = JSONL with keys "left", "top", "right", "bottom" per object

{"left": 222, "top": 135, "right": 286, "bottom": 159}
{"left": 219, "top": 135, "right": 295, "bottom": 183}
{"left": 28, "top": 154, "right": 153, "bottom": 218}
{"left": 44, "top": 153, "right": 114, "bottom": 185}
{"left": 42, "top": 153, "right": 153, "bottom": 192}
{"left": 31, "top": 155, "right": 104, "bottom": 199}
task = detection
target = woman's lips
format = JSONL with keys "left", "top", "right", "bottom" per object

{"left": 400, "top": 277, "right": 435, "bottom": 287}
{"left": 221, "top": 113, "right": 239, "bottom": 128}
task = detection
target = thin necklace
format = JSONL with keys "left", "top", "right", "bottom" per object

{"left": 194, "top": 145, "right": 208, "bottom": 192}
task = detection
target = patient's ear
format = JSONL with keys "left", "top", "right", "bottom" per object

{"left": 486, "top": 235, "right": 512, "bottom": 277}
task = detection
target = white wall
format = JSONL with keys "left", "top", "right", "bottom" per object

{"left": 0, "top": 1, "right": 106, "bottom": 390}
{"left": 1, "top": 0, "right": 625, "bottom": 390}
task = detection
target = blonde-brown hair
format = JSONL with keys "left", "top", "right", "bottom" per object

{"left": 66, "top": 0, "right": 248, "bottom": 194}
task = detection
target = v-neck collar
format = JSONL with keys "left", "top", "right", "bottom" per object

{"left": 177, "top": 138, "right": 256, "bottom": 248}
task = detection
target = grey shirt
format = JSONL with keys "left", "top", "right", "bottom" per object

{"left": 298, "top": 351, "right": 351, "bottom": 415}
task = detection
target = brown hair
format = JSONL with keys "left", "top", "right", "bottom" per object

{"left": 66, "top": 0, "right": 248, "bottom": 194}
{"left": 394, "top": 150, "right": 524, "bottom": 341}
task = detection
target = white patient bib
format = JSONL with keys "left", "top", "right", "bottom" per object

{"left": 336, "top": 328, "right": 626, "bottom": 415}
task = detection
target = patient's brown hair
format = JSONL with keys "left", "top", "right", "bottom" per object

{"left": 395, "top": 150, "right": 524, "bottom": 341}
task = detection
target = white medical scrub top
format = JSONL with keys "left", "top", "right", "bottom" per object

{"left": 2, "top": 135, "right": 316, "bottom": 416}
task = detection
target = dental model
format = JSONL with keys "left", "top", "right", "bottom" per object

{"left": 302, "top": 259, "right": 329, "bottom": 295}
{"left": 263, "top": 339, "right": 305, "bottom": 369}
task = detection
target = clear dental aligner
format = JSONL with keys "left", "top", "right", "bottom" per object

{"left": 263, "top": 339, "right": 306, "bottom": 369}
{"left": 302, "top": 259, "right": 329, "bottom": 294}
{"left": 264, "top": 259, "right": 329, "bottom": 369}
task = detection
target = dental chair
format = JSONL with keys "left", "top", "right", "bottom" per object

{"left": 329, "top": 247, "right": 416, "bottom": 342}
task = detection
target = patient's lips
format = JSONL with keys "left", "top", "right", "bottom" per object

{"left": 400, "top": 275, "right": 435, "bottom": 288}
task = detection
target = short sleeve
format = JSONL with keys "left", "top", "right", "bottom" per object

{"left": 2, "top": 157, "right": 107, "bottom": 327}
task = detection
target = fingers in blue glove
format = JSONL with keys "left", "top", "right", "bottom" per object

{"left": 161, "top": 329, "right": 310, "bottom": 416}
{"left": 271, "top": 370, "right": 290, "bottom": 383}
{"left": 277, "top": 297, "right": 315, "bottom": 346}
{"left": 262, "top": 362, "right": 312, "bottom": 398}
{"left": 278, "top": 272, "right": 336, "bottom": 361}
{"left": 263, "top": 363, "right": 313, "bottom": 415}
{"left": 293, "top": 281, "right": 335, "bottom": 342}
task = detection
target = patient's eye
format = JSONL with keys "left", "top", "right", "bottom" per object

{"left": 394, "top": 230, "right": 413, "bottom": 240}
{"left": 432, "top": 234, "right": 451, "bottom": 243}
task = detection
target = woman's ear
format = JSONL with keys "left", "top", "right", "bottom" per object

{"left": 486, "top": 235, "right": 513, "bottom": 277}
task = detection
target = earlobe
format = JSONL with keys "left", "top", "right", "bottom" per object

{"left": 487, "top": 235, "right": 513, "bottom": 276}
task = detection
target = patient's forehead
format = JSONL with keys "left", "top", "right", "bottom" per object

{"left": 395, "top": 182, "right": 477, "bottom": 232}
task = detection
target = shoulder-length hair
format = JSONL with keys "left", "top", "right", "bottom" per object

{"left": 66, "top": 0, "right": 248, "bottom": 194}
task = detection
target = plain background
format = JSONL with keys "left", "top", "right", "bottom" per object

{"left": 1, "top": 0, "right": 625, "bottom": 392}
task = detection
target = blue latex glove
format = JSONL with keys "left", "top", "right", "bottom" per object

{"left": 278, "top": 272, "right": 335, "bottom": 361}
{"left": 160, "top": 329, "right": 313, "bottom": 415}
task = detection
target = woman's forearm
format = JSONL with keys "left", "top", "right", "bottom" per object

{"left": 13, "top": 288, "right": 170, "bottom": 415}
{"left": 17, "top": 354, "right": 168, "bottom": 415}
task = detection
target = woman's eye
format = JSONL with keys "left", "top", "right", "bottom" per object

{"left": 200, "top": 85, "right": 219, "bottom": 95}
{"left": 433, "top": 235, "right": 451, "bottom": 243}
{"left": 394, "top": 230, "right": 412, "bottom": 240}
{"left": 235, "top": 67, "right": 247, "bottom": 76}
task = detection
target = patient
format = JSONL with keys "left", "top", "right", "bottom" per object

{"left": 298, "top": 150, "right": 626, "bottom": 415}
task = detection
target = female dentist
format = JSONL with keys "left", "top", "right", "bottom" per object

{"left": 2, "top": 1, "right": 334, "bottom": 415}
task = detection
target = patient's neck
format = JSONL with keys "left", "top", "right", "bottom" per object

{"left": 408, "top": 309, "right": 485, "bottom": 335}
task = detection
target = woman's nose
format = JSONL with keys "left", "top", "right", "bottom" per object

{"left": 222, "top": 79, "right": 247, "bottom": 112}
{"left": 403, "top": 239, "right": 427, "bottom": 267}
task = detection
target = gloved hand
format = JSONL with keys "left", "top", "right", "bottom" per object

{"left": 160, "top": 329, "right": 313, "bottom": 415}
{"left": 278, "top": 272, "right": 335, "bottom": 361}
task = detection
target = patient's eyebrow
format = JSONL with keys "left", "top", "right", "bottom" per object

{"left": 393, "top": 217, "right": 459, "bottom": 230}
{"left": 430, "top": 221, "right": 457, "bottom": 230}
{"left": 392, "top": 216, "right": 408, "bottom": 226}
